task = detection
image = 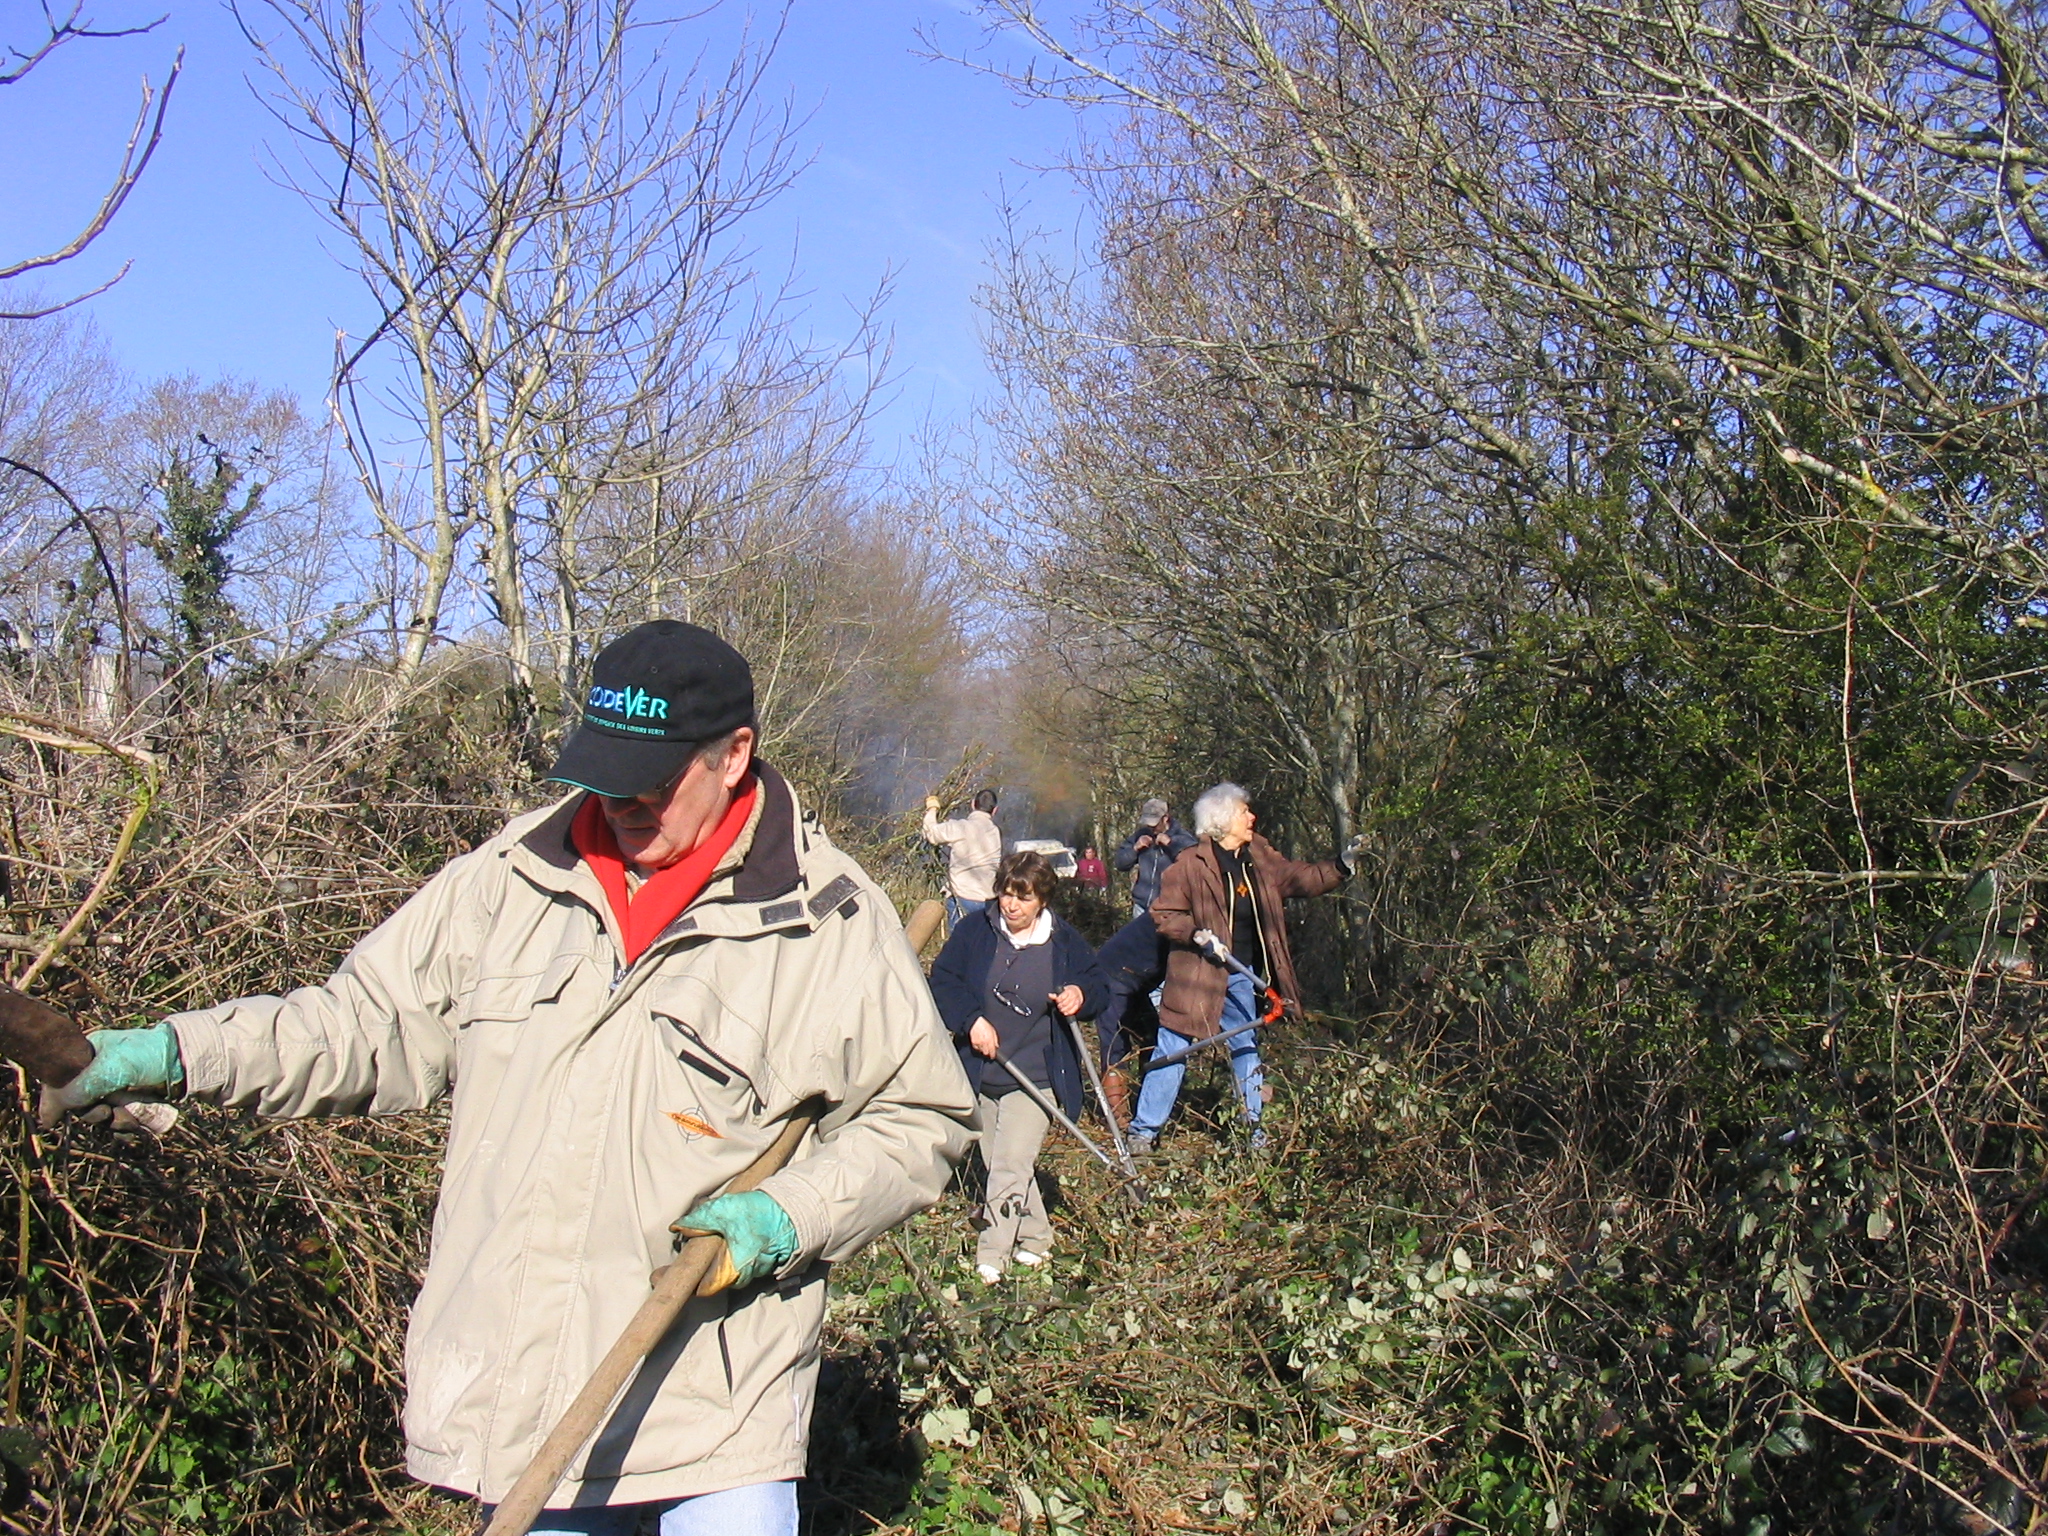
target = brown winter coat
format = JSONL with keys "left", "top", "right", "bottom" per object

{"left": 1149, "top": 836, "right": 1345, "bottom": 1039}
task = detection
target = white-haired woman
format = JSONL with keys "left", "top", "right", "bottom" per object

{"left": 1129, "top": 783, "right": 1354, "bottom": 1151}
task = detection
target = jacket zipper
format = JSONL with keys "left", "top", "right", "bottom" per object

{"left": 533, "top": 862, "right": 803, "bottom": 1098}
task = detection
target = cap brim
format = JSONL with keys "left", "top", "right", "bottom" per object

{"left": 546, "top": 726, "right": 697, "bottom": 799}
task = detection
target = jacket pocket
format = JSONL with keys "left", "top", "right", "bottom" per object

{"left": 452, "top": 952, "right": 582, "bottom": 1027}
{"left": 644, "top": 978, "right": 783, "bottom": 1116}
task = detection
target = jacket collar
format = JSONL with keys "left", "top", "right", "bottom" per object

{"left": 1187, "top": 836, "right": 1278, "bottom": 909}
{"left": 1196, "top": 833, "right": 1270, "bottom": 870}
{"left": 730, "top": 760, "right": 801, "bottom": 901}
{"left": 993, "top": 906, "right": 1054, "bottom": 948}
{"left": 512, "top": 759, "right": 824, "bottom": 942}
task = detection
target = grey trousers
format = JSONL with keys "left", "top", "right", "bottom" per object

{"left": 976, "top": 1090, "right": 1053, "bottom": 1268}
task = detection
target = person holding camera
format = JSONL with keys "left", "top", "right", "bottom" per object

{"left": 1113, "top": 798, "right": 1196, "bottom": 919}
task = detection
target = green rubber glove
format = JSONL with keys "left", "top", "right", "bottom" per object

{"left": 671, "top": 1190, "right": 798, "bottom": 1296}
{"left": 38, "top": 1023, "right": 184, "bottom": 1125}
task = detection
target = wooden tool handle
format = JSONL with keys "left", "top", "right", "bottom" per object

{"left": 0, "top": 983, "right": 92, "bottom": 1088}
{"left": 481, "top": 1105, "right": 819, "bottom": 1536}
{"left": 902, "top": 900, "right": 946, "bottom": 960}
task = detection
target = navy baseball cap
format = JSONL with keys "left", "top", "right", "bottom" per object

{"left": 547, "top": 621, "right": 755, "bottom": 798}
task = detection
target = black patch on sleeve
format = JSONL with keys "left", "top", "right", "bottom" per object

{"left": 806, "top": 873, "right": 860, "bottom": 919}
{"left": 759, "top": 900, "right": 803, "bottom": 926}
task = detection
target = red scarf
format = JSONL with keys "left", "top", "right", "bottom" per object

{"left": 570, "top": 777, "right": 759, "bottom": 964}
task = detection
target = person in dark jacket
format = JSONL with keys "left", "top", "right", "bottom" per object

{"left": 1113, "top": 798, "right": 1197, "bottom": 917}
{"left": 1090, "top": 911, "right": 1169, "bottom": 1124}
{"left": 929, "top": 850, "right": 1109, "bottom": 1281}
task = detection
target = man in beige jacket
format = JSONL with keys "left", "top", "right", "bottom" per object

{"left": 46, "top": 621, "right": 978, "bottom": 1536}
{"left": 921, "top": 788, "right": 1002, "bottom": 929}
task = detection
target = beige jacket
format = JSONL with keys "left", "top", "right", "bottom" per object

{"left": 167, "top": 764, "right": 976, "bottom": 1506}
{"left": 921, "top": 806, "right": 1001, "bottom": 901}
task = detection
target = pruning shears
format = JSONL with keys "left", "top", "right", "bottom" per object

{"left": 1142, "top": 930, "right": 1284, "bottom": 1072}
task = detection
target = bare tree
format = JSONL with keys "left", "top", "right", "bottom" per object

{"left": 982, "top": 0, "right": 2048, "bottom": 593}
{"left": 524, "top": 274, "right": 886, "bottom": 689}
{"left": 246, "top": 0, "right": 875, "bottom": 712}
{"left": 0, "top": 4, "right": 180, "bottom": 321}
{"left": 976, "top": 163, "right": 1507, "bottom": 993}
{"left": 0, "top": 311, "right": 129, "bottom": 714}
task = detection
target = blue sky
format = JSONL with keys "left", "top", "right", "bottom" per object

{"left": 0, "top": 0, "right": 1091, "bottom": 471}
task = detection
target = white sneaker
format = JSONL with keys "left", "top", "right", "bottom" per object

{"left": 1014, "top": 1250, "right": 1046, "bottom": 1268}
{"left": 976, "top": 1263, "right": 1002, "bottom": 1284}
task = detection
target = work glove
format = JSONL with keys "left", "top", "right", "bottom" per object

{"left": 671, "top": 1189, "right": 798, "bottom": 1297}
{"left": 38, "top": 1022, "right": 184, "bottom": 1131}
{"left": 1340, "top": 832, "right": 1368, "bottom": 875}
{"left": 1192, "top": 928, "right": 1231, "bottom": 965}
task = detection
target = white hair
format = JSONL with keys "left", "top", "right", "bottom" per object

{"left": 1192, "top": 782, "right": 1250, "bottom": 839}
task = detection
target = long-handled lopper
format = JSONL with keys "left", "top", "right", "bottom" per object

{"left": 1064, "top": 1017, "right": 1139, "bottom": 1179}
{"left": 1142, "top": 931, "right": 1284, "bottom": 1073}
{"left": 989, "top": 1050, "right": 1146, "bottom": 1201}
{"left": 481, "top": 1099, "right": 823, "bottom": 1536}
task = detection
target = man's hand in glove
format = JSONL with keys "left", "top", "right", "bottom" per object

{"left": 1191, "top": 928, "right": 1231, "bottom": 965}
{"left": 38, "top": 1022, "right": 183, "bottom": 1129}
{"left": 672, "top": 1189, "right": 798, "bottom": 1297}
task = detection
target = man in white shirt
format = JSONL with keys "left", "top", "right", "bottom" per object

{"left": 922, "top": 789, "right": 1002, "bottom": 928}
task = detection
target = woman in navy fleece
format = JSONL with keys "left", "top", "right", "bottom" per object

{"left": 928, "top": 850, "right": 1108, "bottom": 1281}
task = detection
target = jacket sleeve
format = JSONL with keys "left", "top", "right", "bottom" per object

{"left": 926, "top": 925, "right": 983, "bottom": 1036}
{"left": 1149, "top": 853, "right": 1198, "bottom": 945}
{"left": 1169, "top": 827, "right": 1199, "bottom": 858}
{"left": 1275, "top": 850, "right": 1345, "bottom": 899}
{"left": 166, "top": 847, "right": 492, "bottom": 1117}
{"left": 1058, "top": 927, "right": 1111, "bottom": 1021}
{"left": 1111, "top": 828, "right": 1143, "bottom": 871}
{"left": 1096, "top": 913, "right": 1163, "bottom": 995}
{"left": 758, "top": 936, "right": 978, "bottom": 1270}
{"left": 922, "top": 808, "right": 963, "bottom": 846}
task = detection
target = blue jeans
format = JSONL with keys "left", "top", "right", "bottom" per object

{"left": 480, "top": 1479, "right": 796, "bottom": 1535}
{"left": 1132, "top": 971, "right": 1263, "bottom": 1137}
{"left": 946, "top": 895, "right": 986, "bottom": 929}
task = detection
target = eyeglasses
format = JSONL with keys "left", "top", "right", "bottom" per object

{"left": 991, "top": 982, "right": 1041, "bottom": 1018}
{"left": 600, "top": 759, "right": 693, "bottom": 809}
